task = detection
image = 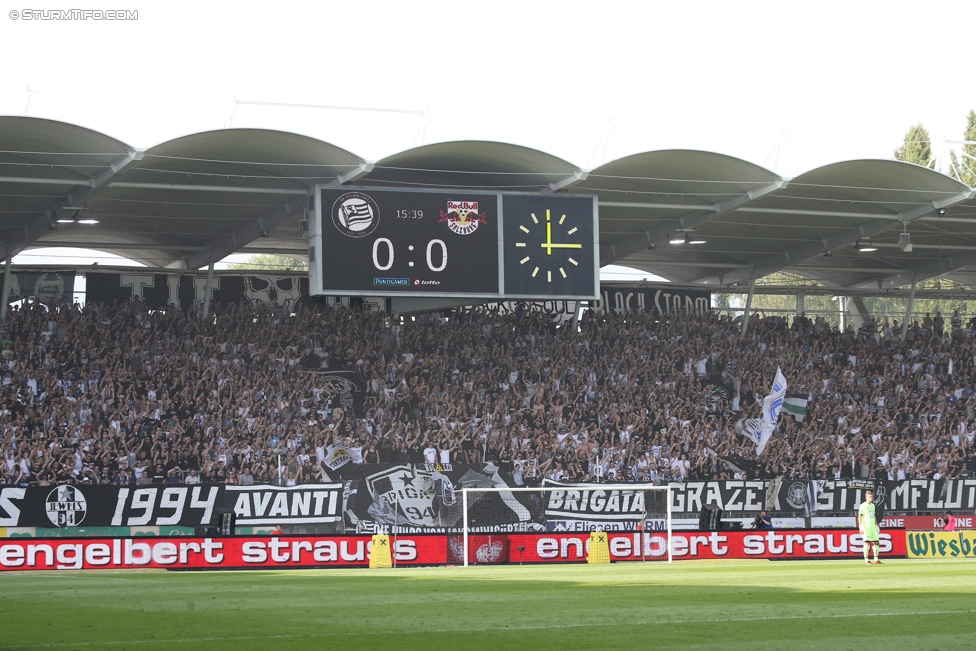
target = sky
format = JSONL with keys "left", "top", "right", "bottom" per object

{"left": 2, "top": 0, "right": 974, "bottom": 275}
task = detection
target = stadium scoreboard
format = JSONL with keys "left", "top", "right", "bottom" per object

{"left": 309, "top": 186, "right": 599, "bottom": 300}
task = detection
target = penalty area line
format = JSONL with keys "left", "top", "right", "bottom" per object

{"left": 10, "top": 609, "right": 975, "bottom": 648}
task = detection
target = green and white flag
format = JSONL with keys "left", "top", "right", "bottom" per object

{"left": 783, "top": 394, "right": 808, "bottom": 422}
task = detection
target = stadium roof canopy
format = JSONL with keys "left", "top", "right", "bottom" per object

{"left": 2, "top": 116, "right": 975, "bottom": 292}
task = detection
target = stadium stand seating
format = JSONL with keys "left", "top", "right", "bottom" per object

{"left": 2, "top": 298, "right": 976, "bottom": 487}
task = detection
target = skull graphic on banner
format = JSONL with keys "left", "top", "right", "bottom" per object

{"left": 242, "top": 275, "right": 302, "bottom": 307}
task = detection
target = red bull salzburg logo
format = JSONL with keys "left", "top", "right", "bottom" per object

{"left": 439, "top": 201, "right": 487, "bottom": 235}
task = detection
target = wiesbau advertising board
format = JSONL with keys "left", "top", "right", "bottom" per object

{"left": 906, "top": 531, "right": 976, "bottom": 559}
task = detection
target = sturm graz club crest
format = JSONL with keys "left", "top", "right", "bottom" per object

{"left": 873, "top": 483, "right": 887, "bottom": 506}
{"left": 785, "top": 482, "right": 807, "bottom": 510}
{"left": 46, "top": 485, "right": 87, "bottom": 526}
{"left": 439, "top": 200, "right": 487, "bottom": 235}
{"left": 332, "top": 192, "right": 379, "bottom": 238}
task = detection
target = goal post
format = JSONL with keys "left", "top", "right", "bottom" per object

{"left": 460, "top": 484, "right": 673, "bottom": 566}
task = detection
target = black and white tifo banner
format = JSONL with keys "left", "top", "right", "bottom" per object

{"left": 670, "top": 478, "right": 976, "bottom": 515}
{"left": 4, "top": 476, "right": 976, "bottom": 529}
{"left": 545, "top": 478, "right": 976, "bottom": 523}
{"left": 541, "top": 480, "right": 664, "bottom": 532}
{"left": 593, "top": 286, "right": 711, "bottom": 316}
{"left": 332, "top": 462, "right": 545, "bottom": 534}
{"left": 2, "top": 271, "right": 75, "bottom": 304}
{"left": 84, "top": 271, "right": 385, "bottom": 311}
{"left": 0, "top": 484, "right": 343, "bottom": 528}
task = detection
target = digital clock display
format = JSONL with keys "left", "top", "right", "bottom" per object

{"left": 310, "top": 186, "right": 598, "bottom": 300}
{"left": 314, "top": 187, "right": 501, "bottom": 296}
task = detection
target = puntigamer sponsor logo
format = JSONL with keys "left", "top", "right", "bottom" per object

{"left": 373, "top": 278, "right": 410, "bottom": 286}
{"left": 907, "top": 531, "right": 976, "bottom": 558}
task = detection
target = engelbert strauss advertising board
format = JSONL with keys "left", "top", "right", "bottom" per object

{"left": 0, "top": 530, "right": 906, "bottom": 571}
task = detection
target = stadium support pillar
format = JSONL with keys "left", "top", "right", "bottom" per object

{"left": 570, "top": 301, "right": 581, "bottom": 334}
{"left": 901, "top": 273, "right": 917, "bottom": 340}
{"left": 847, "top": 296, "right": 870, "bottom": 330}
{"left": 796, "top": 292, "right": 804, "bottom": 318}
{"left": 0, "top": 254, "right": 10, "bottom": 321}
{"left": 740, "top": 279, "right": 755, "bottom": 341}
{"left": 202, "top": 261, "right": 214, "bottom": 319}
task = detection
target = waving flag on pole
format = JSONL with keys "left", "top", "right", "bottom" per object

{"left": 754, "top": 367, "right": 787, "bottom": 455}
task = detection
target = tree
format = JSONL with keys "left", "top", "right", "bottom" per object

{"left": 949, "top": 109, "right": 976, "bottom": 187}
{"left": 894, "top": 123, "right": 934, "bottom": 168}
{"left": 229, "top": 254, "right": 308, "bottom": 272}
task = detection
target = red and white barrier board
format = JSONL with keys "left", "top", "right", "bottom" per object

{"left": 0, "top": 530, "right": 906, "bottom": 571}
{"left": 505, "top": 530, "right": 906, "bottom": 563}
{"left": 880, "top": 515, "right": 975, "bottom": 530}
{"left": 0, "top": 535, "right": 447, "bottom": 571}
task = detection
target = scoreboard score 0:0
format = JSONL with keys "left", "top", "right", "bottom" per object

{"left": 309, "top": 185, "right": 598, "bottom": 300}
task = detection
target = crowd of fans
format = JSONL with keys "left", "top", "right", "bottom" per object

{"left": 2, "top": 297, "right": 976, "bottom": 488}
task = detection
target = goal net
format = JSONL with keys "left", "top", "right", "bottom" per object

{"left": 455, "top": 484, "right": 673, "bottom": 566}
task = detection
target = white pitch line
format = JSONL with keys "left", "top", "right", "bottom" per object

{"left": 9, "top": 609, "right": 975, "bottom": 648}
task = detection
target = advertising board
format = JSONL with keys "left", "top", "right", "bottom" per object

{"left": 0, "top": 535, "right": 447, "bottom": 571}
{"left": 505, "top": 530, "right": 905, "bottom": 563}
{"left": 906, "top": 531, "right": 976, "bottom": 559}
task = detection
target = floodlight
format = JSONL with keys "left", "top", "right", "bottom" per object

{"left": 855, "top": 238, "right": 877, "bottom": 252}
{"left": 899, "top": 231, "right": 913, "bottom": 253}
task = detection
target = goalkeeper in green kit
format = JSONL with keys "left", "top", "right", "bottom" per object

{"left": 857, "top": 490, "right": 881, "bottom": 565}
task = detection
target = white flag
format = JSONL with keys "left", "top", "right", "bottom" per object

{"left": 324, "top": 445, "right": 353, "bottom": 471}
{"left": 948, "top": 359, "right": 954, "bottom": 375}
{"left": 754, "top": 367, "right": 787, "bottom": 455}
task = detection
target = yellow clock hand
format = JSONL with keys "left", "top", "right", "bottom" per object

{"left": 541, "top": 243, "right": 583, "bottom": 250}
{"left": 540, "top": 210, "right": 582, "bottom": 253}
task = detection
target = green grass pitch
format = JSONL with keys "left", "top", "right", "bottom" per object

{"left": 2, "top": 560, "right": 974, "bottom": 651}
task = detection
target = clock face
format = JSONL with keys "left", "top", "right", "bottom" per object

{"left": 501, "top": 194, "right": 598, "bottom": 299}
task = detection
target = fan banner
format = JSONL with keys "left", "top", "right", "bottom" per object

{"left": 332, "top": 462, "right": 542, "bottom": 534}
{"left": 1, "top": 271, "right": 75, "bottom": 305}
{"left": 667, "top": 478, "right": 976, "bottom": 515}
{"left": 83, "top": 272, "right": 386, "bottom": 311}
{"left": 593, "top": 286, "right": 711, "bottom": 317}
{"left": 0, "top": 534, "right": 448, "bottom": 571}
{"left": 541, "top": 481, "right": 665, "bottom": 530}
{"left": 0, "top": 484, "right": 343, "bottom": 528}
{"left": 3, "top": 477, "right": 976, "bottom": 529}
